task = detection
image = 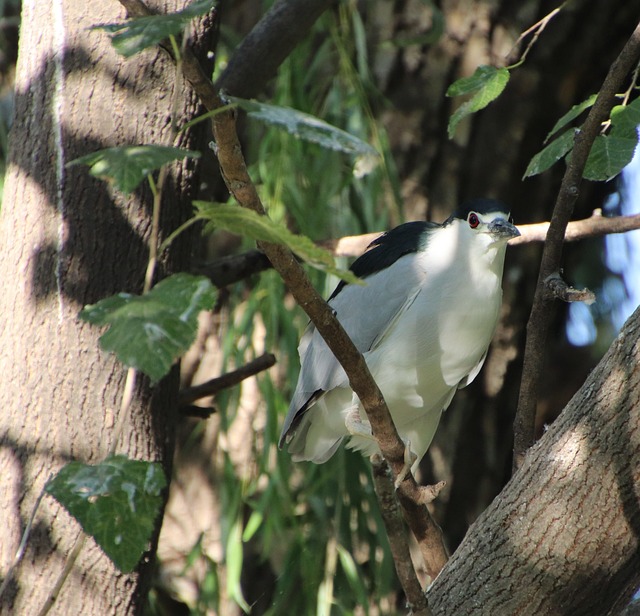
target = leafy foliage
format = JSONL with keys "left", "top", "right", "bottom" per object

{"left": 194, "top": 201, "right": 363, "bottom": 285}
{"left": 526, "top": 96, "right": 640, "bottom": 181}
{"left": 46, "top": 456, "right": 166, "bottom": 573}
{"left": 68, "top": 145, "right": 200, "bottom": 193}
{"left": 229, "top": 96, "right": 380, "bottom": 177}
{"left": 80, "top": 274, "right": 217, "bottom": 382}
{"left": 583, "top": 99, "right": 640, "bottom": 181}
{"left": 96, "top": 0, "right": 216, "bottom": 57}
{"left": 446, "top": 65, "right": 510, "bottom": 138}
{"left": 545, "top": 94, "right": 597, "bottom": 142}
{"left": 524, "top": 128, "right": 577, "bottom": 178}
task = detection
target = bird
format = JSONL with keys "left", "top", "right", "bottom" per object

{"left": 279, "top": 198, "right": 519, "bottom": 480}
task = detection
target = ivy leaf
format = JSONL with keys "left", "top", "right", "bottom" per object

{"left": 524, "top": 128, "right": 576, "bottom": 179}
{"left": 194, "top": 202, "right": 363, "bottom": 285}
{"left": 545, "top": 94, "right": 597, "bottom": 143}
{"left": 96, "top": 0, "right": 216, "bottom": 57}
{"left": 45, "top": 456, "right": 166, "bottom": 573}
{"left": 68, "top": 145, "right": 200, "bottom": 194}
{"left": 80, "top": 274, "right": 216, "bottom": 382}
{"left": 446, "top": 66, "right": 510, "bottom": 138}
{"left": 228, "top": 97, "right": 380, "bottom": 177}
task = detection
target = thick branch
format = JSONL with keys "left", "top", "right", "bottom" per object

{"left": 428, "top": 306, "right": 640, "bottom": 614}
{"left": 513, "top": 22, "right": 640, "bottom": 470}
{"left": 215, "top": 0, "right": 334, "bottom": 98}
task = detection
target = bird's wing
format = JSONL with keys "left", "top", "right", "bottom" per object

{"left": 280, "top": 254, "right": 427, "bottom": 443}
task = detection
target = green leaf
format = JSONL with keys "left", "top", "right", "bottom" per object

{"left": 583, "top": 98, "right": 640, "bottom": 181}
{"left": 68, "top": 145, "right": 200, "bottom": 193}
{"left": 523, "top": 128, "right": 576, "bottom": 178}
{"left": 545, "top": 94, "right": 597, "bottom": 143}
{"left": 45, "top": 456, "right": 166, "bottom": 573}
{"left": 226, "top": 519, "right": 251, "bottom": 612}
{"left": 228, "top": 97, "right": 379, "bottom": 177}
{"left": 80, "top": 274, "right": 217, "bottom": 382}
{"left": 194, "top": 202, "right": 363, "bottom": 285}
{"left": 96, "top": 0, "right": 215, "bottom": 57}
{"left": 583, "top": 133, "right": 638, "bottom": 182}
{"left": 446, "top": 66, "right": 510, "bottom": 138}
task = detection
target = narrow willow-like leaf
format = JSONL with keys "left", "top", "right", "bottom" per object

{"left": 228, "top": 96, "right": 379, "bottom": 176}
{"left": 446, "top": 66, "right": 510, "bottom": 138}
{"left": 96, "top": 0, "right": 215, "bottom": 57}
{"left": 545, "top": 94, "right": 597, "bottom": 143}
{"left": 523, "top": 128, "right": 576, "bottom": 178}
{"left": 80, "top": 274, "right": 216, "bottom": 382}
{"left": 46, "top": 456, "right": 166, "bottom": 573}
{"left": 194, "top": 202, "right": 363, "bottom": 285}
{"left": 68, "top": 145, "right": 200, "bottom": 193}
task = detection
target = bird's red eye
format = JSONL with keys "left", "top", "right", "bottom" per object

{"left": 468, "top": 213, "right": 480, "bottom": 228}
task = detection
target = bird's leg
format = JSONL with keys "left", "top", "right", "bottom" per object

{"left": 393, "top": 439, "right": 418, "bottom": 488}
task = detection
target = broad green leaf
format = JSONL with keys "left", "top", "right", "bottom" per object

{"left": 45, "top": 456, "right": 166, "bottom": 573}
{"left": 446, "top": 66, "right": 510, "bottom": 138}
{"left": 583, "top": 133, "right": 638, "bottom": 181}
{"left": 545, "top": 94, "right": 597, "bottom": 143}
{"left": 80, "top": 274, "right": 216, "bottom": 382}
{"left": 583, "top": 98, "right": 640, "bottom": 181}
{"left": 68, "top": 145, "right": 200, "bottom": 193}
{"left": 194, "top": 202, "right": 363, "bottom": 285}
{"left": 524, "top": 128, "right": 576, "bottom": 178}
{"left": 228, "top": 97, "right": 379, "bottom": 177}
{"left": 96, "top": 0, "right": 215, "bottom": 57}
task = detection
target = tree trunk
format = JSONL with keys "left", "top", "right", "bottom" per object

{"left": 428, "top": 305, "right": 640, "bottom": 615}
{"left": 0, "top": 2, "right": 211, "bottom": 614}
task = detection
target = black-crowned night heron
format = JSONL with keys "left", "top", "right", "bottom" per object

{"left": 279, "top": 198, "right": 519, "bottom": 479}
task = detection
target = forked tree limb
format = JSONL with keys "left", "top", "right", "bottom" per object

{"left": 513, "top": 21, "right": 640, "bottom": 471}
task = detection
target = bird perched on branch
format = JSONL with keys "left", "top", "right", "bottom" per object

{"left": 279, "top": 198, "right": 519, "bottom": 481}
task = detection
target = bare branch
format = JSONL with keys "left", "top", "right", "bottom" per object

{"left": 513, "top": 21, "right": 640, "bottom": 471}
{"left": 215, "top": 0, "right": 334, "bottom": 98}
{"left": 178, "top": 353, "right": 276, "bottom": 405}
{"left": 371, "top": 457, "right": 432, "bottom": 615}
{"left": 544, "top": 273, "right": 596, "bottom": 304}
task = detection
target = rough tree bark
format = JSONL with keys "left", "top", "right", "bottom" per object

{"left": 0, "top": 2, "right": 213, "bottom": 614}
{"left": 428, "top": 304, "right": 640, "bottom": 615}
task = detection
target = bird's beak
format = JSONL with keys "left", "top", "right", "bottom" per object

{"left": 488, "top": 218, "right": 520, "bottom": 241}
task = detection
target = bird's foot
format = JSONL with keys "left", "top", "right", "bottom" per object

{"left": 393, "top": 439, "right": 418, "bottom": 488}
{"left": 345, "top": 408, "right": 375, "bottom": 440}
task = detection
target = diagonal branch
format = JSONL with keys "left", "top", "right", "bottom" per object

{"left": 117, "top": 0, "right": 449, "bottom": 585}
{"left": 512, "top": 21, "right": 640, "bottom": 470}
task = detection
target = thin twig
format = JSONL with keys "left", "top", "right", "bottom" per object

{"left": 178, "top": 352, "right": 276, "bottom": 404}
{"left": 36, "top": 534, "right": 87, "bottom": 616}
{"left": 506, "top": 2, "right": 568, "bottom": 68}
{"left": 512, "top": 21, "right": 640, "bottom": 471}
{"left": 0, "top": 484, "right": 49, "bottom": 601}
